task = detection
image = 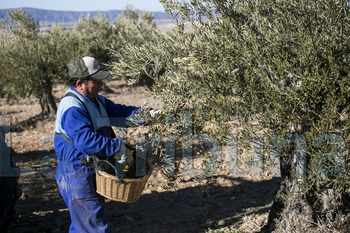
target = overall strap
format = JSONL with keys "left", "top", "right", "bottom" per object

{"left": 56, "top": 92, "right": 116, "bottom": 145}
{"left": 55, "top": 92, "right": 94, "bottom": 146}
{"left": 64, "top": 92, "right": 94, "bottom": 128}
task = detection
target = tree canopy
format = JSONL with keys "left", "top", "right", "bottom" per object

{"left": 0, "top": 8, "right": 158, "bottom": 118}
{"left": 110, "top": 0, "right": 350, "bottom": 231}
{"left": 0, "top": 10, "right": 78, "bottom": 117}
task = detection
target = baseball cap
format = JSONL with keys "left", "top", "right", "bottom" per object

{"left": 67, "top": 56, "right": 110, "bottom": 80}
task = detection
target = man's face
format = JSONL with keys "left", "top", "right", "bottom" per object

{"left": 77, "top": 78, "right": 103, "bottom": 99}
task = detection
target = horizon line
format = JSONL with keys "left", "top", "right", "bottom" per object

{"left": 0, "top": 7, "right": 166, "bottom": 13}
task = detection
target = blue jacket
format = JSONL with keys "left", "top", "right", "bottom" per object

{"left": 54, "top": 87, "right": 139, "bottom": 172}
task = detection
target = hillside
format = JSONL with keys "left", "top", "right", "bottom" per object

{"left": 0, "top": 7, "right": 172, "bottom": 24}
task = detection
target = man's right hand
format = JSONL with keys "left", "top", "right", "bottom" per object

{"left": 125, "top": 149, "right": 134, "bottom": 166}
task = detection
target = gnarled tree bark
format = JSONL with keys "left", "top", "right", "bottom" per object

{"left": 39, "top": 82, "right": 57, "bottom": 118}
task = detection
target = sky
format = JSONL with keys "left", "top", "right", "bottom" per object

{"left": 0, "top": 0, "right": 165, "bottom": 12}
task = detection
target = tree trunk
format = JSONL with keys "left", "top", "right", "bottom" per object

{"left": 263, "top": 134, "right": 350, "bottom": 232}
{"left": 39, "top": 83, "right": 57, "bottom": 118}
{"left": 263, "top": 141, "right": 315, "bottom": 232}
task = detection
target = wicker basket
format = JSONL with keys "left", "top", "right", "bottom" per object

{"left": 95, "top": 162, "right": 151, "bottom": 203}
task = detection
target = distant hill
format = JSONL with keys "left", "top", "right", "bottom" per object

{"left": 0, "top": 7, "right": 172, "bottom": 24}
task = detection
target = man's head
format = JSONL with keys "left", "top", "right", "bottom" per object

{"left": 67, "top": 56, "right": 110, "bottom": 99}
{"left": 67, "top": 56, "right": 110, "bottom": 80}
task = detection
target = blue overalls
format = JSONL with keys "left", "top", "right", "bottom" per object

{"left": 54, "top": 88, "right": 139, "bottom": 233}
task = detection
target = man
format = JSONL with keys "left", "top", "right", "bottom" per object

{"left": 54, "top": 56, "right": 137, "bottom": 233}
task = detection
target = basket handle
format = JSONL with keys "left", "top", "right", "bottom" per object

{"left": 81, "top": 155, "right": 124, "bottom": 183}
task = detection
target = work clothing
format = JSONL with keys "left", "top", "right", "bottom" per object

{"left": 54, "top": 87, "right": 139, "bottom": 233}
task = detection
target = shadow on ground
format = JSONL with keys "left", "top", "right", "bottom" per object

{"left": 106, "top": 177, "right": 280, "bottom": 233}
{"left": 8, "top": 149, "right": 281, "bottom": 233}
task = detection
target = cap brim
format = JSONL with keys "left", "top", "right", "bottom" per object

{"left": 90, "top": 69, "right": 110, "bottom": 80}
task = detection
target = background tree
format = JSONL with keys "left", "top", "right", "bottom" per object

{"left": 0, "top": 8, "right": 159, "bottom": 122}
{"left": 0, "top": 9, "right": 77, "bottom": 118}
{"left": 114, "top": 7, "right": 157, "bottom": 48}
{"left": 71, "top": 7, "right": 157, "bottom": 71}
{"left": 71, "top": 13, "right": 115, "bottom": 65}
{"left": 108, "top": 7, "right": 158, "bottom": 87}
{"left": 109, "top": 0, "right": 350, "bottom": 231}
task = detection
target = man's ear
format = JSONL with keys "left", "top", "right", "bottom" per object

{"left": 76, "top": 79, "right": 84, "bottom": 89}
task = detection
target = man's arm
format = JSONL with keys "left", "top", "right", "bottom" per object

{"left": 62, "top": 107, "right": 122, "bottom": 157}
{"left": 104, "top": 98, "right": 140, "bottom": 117}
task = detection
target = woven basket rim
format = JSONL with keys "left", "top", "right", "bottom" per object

{"left": 96, "top": 167, "right": 152, "bottom": 202}
{"left": 96, "top": 170, "right": 151, "bottom": 181}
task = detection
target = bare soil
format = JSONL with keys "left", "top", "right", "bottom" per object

{"left": 0, "top": 80, "right": 281, "bottom": 233}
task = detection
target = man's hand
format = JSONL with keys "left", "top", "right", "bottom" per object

{"left": 125, "top": 148, "right": 134, "bottom": 166}
{"left": 149, "top": 109, "right": 163, "bottom": 117}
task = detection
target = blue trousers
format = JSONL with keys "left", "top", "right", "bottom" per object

{"left": 55, "top": 163, "right": 111, "bottom": 233}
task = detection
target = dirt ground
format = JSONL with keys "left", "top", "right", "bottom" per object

{"left": 0, "top": 79, "right": 281, "bottom": 233}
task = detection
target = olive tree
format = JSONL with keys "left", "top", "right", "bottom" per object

{"left": 108, "top": 8, "right": 158, "bottom": 86}
{"left": 0, "top": 9, "right": 78, "bottom": 117}
{"left": 109, "top": 0, "right": 350, "bottom": 231}
{"left": 0, "top": 8, "right": 160, "bottom": 119}
{"left": 70, "top": 13, "right": 116, "bottom": 65}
